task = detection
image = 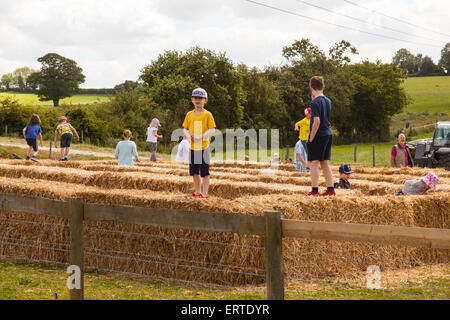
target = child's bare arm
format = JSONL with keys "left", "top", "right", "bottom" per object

{"left": 22, "top": 128, "right": 27, "bottom": 139}
{"left": 54, "top": 131, "right": 59, "bottom": 147}
{"left": 309, "top": 117, "right": 320, "bottom": 142}
{"left": 69, "top": 124, "right": 80, "bottom": 141}
{"left": 202, "top": 128, "right": 216, "bottom": 140}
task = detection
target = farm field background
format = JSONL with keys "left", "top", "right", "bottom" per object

{"left": 0, "top": 92, "right": 110, "bottom": 106}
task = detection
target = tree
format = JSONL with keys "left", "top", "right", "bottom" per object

{"left": 392, "top": 49, "right": 419, "bottom": 74}
{"left": 0, "top": 74, "right": 14, "bottom": 91}
{"left": 140, "top": 47, "right": 244, "bottom": 143}
{"left": 420, "top": 56, "right": 439, "bottom": 75}
{"left": 26, "top": 72, "right": 40, "bottom": 91}
{"left": 33, "top": 53, "right": 85, "bottom": 106}
{"left": 438, "top": 42, "right": 450, "bottom": 74}
{"left": 113, "top": 80, "right": 144, "bottom": 92}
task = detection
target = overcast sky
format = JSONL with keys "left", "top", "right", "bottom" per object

{"left": 0, "top": 0, "right": 448, "bottom": 88}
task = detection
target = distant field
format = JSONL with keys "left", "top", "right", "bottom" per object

{"left": 0, "top": 92, "right": 110, "bottom": 106}
{"left": 391, "top": 76, "right": 450, "bottom": 131}
{"left": 403, "top": 76, "right": 450, "bottom": 114}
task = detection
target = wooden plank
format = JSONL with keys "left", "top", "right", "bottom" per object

{"left": 84, "top": 203, "right": 266, "bottom": 235}
{"left": 0, "top": 193, "right": 69, "bottom": 218}
{"left": 264, "top": 210, "right": 284, "bottom": 300}
{"left": 69, "top": 198, "right": 84, "bottom": 300}
{"left": 282, "top": 219, "right": 450, "bottom": 249}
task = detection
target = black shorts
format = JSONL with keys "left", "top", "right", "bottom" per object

{"left": 60, "top": 133, "right": 73, "bottom": 148}
{"left": 26, "top": 138, "right": 38, "bottom": 152}
{"left": 189, "top": 147, "right": 210, "bottom": 177}
{"left": 307, "top": 135, "right": 332, "bottom": 161}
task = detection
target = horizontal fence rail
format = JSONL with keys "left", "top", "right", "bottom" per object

{"left": 1, "top": 192, "right": 449, "bottom": 300}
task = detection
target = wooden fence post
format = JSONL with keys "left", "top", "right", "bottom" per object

{"left": 4, "top": 124, "right": 7, "bottom": 136}
{"left": 69, "top": 198, "right": 84, "bottom": 300}
{"left": 354, "top": 144, "right": 357, "bottom": 163}
{"left": 264, "top": 210, "right": 284, "bottom": 300}
{"left": 49, "top": 141, "right": 52, "bottom": 159}
{"left": 372, "top": 144, "right": 375, "bottom": 167}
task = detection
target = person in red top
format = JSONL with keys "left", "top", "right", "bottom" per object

{"left": 390, "top": 133, "right": 413, "bottom": 167}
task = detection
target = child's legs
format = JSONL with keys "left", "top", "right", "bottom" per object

{"left": 64, "top": 147, "right": 70, "bottom": 157}
{"left": 150, "top": 142, "right": 157, "bottom": 161}
{"left": 60, "top": 147, "right": 65, "bottom": 157}
{"left": 319, "top": 160, "right": 334, "bottom": 187}
{"left": 27, "top": 146, "right": 32, "bottom": 157}
{"left": 309, "top": 160, "right": 320, "bottom": 187}
{"left": 201, "top": 175, "right": 210, "bottom": 195}
{"left": 193, "top": 174, "right": 202, "bottom": 194}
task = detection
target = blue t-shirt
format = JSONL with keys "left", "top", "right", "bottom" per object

{"left": 24, "top": 124, "right": 42, "bottom": 139}
{"left": 309, "top": 96, "right": 332, "bottom": 137}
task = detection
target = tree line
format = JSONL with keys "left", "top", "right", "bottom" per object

{"left": 2, "top": 39, "right": 449, "bottom": 148}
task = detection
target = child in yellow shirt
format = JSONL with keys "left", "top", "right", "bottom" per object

{"left": 183, "top": 88, "right": 216, "bottom": 199}
{"left": 294, "top": 107, "right": 311, "bottom": 152}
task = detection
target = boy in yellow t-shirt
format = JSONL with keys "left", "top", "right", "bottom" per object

{"left": 294, "top": 107, "right": 311, "bottom": 152}
{"left": 183, "top": 88, "right": 216, "bottom": 199}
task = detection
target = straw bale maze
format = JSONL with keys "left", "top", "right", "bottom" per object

{"left": 0, "top": 159, "right": 449, "bottom": 299}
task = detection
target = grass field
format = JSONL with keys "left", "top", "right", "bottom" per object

{"left": 0, "top": 92, "right": 110, "bottom": 106}
{"left": 391, "top": 76, "right": 450, "bottom": 131}
{"left": 1, "top": 261, "right": 448, "bottom": 300}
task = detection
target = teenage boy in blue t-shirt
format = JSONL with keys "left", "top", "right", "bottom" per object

{"left": 306, "top": 76, "right": 335, "bottom": 196}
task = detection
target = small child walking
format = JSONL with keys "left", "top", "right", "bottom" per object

{"left": 146, "top": 118, "right": 163, "bottom": 162}
{"left": 54, "top": 116, "right": 80, "bottom": 161}
{"left": 22, "top": 114, "right": 43, "bottom": 162}
{"left": 115, "top": 130, "right": 139, "bottom": 166}
{"left": 395, "top": 172, "right": 439, "bottom": 195}
{"left": 294, "top": 139, "right": 308, "bottom": 172}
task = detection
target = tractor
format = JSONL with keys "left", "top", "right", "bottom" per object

{"left": 407, "top": 122, "right": 450, "bottom": 170}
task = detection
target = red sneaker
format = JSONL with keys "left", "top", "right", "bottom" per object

{"left": 307, "top": 191, "right": 320, "bottom": 197}
{"left": 185, "top": 193, "right": 201, "bottom": 198}
{"left": 320, "top": 190, "right": 336, "bottom": 197}
{"left": 200, "top": 194, "right": 209, "bottom": 199}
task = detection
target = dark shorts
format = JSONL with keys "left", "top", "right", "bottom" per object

{"left": 26, "top": 138, "right": 38, "bottom": 152}
{"left": 60, "top": 133, "right": 73, "bottom": 148}
{"left": 189, "top": 147, "right": 210, "bottom": 177}
{"left": 307, "top": 135, "right": 332, "bottom": 161}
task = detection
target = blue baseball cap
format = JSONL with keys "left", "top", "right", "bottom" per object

{"left": 192, "top": 88, "right": 208, "bottom": 98}
{"left": 339, "top": 164, "right": 353, "bottom": 174}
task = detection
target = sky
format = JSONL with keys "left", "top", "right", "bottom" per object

{"left": 0, "top": 0, "right": 448, "bottom": 88}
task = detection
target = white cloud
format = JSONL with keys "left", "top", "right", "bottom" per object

{"left": 0, "top": 0, "right": 448, "bottom": 87}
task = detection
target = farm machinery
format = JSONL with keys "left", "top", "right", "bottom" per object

{"left": 407, "top": 122, "right": 450, "bottom": 170}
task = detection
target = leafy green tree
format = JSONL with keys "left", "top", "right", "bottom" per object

{"left": 392, "top": 49, "right": 419, "bottom": 74}
{"left": 33, "top": 53, "right": 86, "bottom": 106}
{"left": 419, "top": 56, "right": 439, "bottom": 75}
{"left": 140, "top": 47, "right": 244, "bottom": 132}
{"left": 347, "top": 61, "right": 408, "bottom": 140}
{"left": 438, "top": 42, "right": 450, "bottom": 74}
{"left": 113, "top": 80, "right": 145, "bottom": 92}
{"left": 1, "top": 74, "right": 14, "bottom": 91}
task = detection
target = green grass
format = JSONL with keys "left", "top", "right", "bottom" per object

{"left": 391, "top": 76, "right": 450, "bottom": 131}
{"left": 1, "top": 261, "right": 447, "bottom": 300}
{"left": 0, "top": 92, "right": 110, "bottom": 106}
{"left": 403, "top": 76, "right": 450, "bottom": 114}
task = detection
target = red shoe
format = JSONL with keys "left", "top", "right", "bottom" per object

{"left": 185, "top": 193, "right": 202, "bottom": 198}
{"left": 200, "top": 194, "right": 209, "bottom": 199}
{"left": 307, "top": 191, "right": 320, "bottom": 197}
{"left": 320, "top": 190, "right": 336, "bottom": 197}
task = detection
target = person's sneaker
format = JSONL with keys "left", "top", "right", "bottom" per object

{"left": 320, "top": 190, "right": 336, "bottom": 197}
{"left": 58, "top": 157, "right": 64, "bottom": 161}
{"left": 200, "top": 194, "right": 209, "bottom": 199}
{"left": 26, "top": 156, "right": 30, "bottom": 160}
{"left": 185, "top": 193, "right": 201, "bottom": 198}
{"left": 30, "top": 156, "right": 39, "bottom": 162}
{"left": 307, "top": 191, "right": 320, "bottom": 197}
{"left": 63, "top": 157, "right": 68, "bottom": 161}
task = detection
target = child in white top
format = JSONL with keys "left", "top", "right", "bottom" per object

{"left": 146, "top": 118, "right": 163, "bottom": 161}
{"left": 175, "top": 136, "right": 190, "bottom": 163}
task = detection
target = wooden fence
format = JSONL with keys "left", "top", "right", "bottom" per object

{"left": 1, "top": 193, "right": 449, "bottom": 300}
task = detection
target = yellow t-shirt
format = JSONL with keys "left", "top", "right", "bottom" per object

{"left": 296, "top": 117, "right": 310, "bottom": 141}
{"left": 56, "top": 123, "right": 72, "bottom": 136}
{"left": 183, "top": 109, "right": 216, "bottom": 151}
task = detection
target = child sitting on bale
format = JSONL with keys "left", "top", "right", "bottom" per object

{"left": 395, "top": 172, "right": 439, "bottom": 195}
{"left": 334, "top": 164, "right": 352, "bottom": 189}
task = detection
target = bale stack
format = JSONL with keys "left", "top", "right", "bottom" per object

{"left": 0, "top": 160, "right": 448, "bottom": 286}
